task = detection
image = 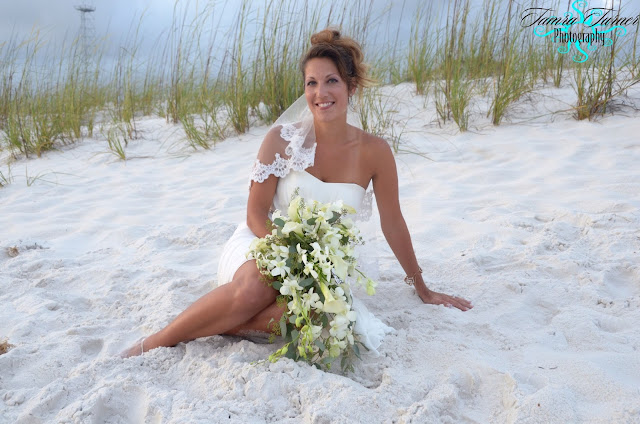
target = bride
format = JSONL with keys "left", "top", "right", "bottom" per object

{"left": 121, "top": 28, "right": 472, "bottom": 358}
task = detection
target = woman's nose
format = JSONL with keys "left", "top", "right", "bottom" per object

{"left": 316, "top": 82, "right": 328, "bottom": 96}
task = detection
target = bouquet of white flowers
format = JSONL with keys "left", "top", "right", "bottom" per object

{"left": 247, "top": 194, "right": 377, "bottom": 371}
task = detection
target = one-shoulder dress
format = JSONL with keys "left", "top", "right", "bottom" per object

{"left": 216, "top": 168, "right": 393, "bottom": 354}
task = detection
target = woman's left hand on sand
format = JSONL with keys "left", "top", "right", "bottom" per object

{"left": 416, "top": 286, "right": 473, "bottom": 311}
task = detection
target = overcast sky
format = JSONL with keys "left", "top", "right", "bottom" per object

{"left": 2, "top": 0, "right": 638, "bottom": 57}
{"left": 1, "top": 0, "right": 188, "bottom": 46}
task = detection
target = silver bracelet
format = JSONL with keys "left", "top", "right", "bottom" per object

{"left": 404, "top": 267, "right": 423, "bottom": 286}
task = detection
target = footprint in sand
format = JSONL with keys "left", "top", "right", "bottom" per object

{"left": 594, "top": 314, "right": 630, "bottom": 333}
{"left": 78, "top": 385, "right": 152, "bottom": 424}
{"left": 80, "top": 338, "right": 104, "bottom": 357}
{"left": 603, "top": 264, "right": 639, "bottom": 300}
{"left": 513, "top": 371, "right": 549, "bottom": 396}
{"left": 13, "top": 382, "right": 69, "bottom": 423}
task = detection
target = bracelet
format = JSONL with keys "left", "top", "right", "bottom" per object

{"left": 404, "top": 267, "right": 423, "bottom": 286}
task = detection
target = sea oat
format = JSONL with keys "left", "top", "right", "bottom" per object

{"left": 6, "top": 246, "right": 19, "bottom": 257}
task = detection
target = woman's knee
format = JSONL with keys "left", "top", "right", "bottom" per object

{"left": 231, "top": 262, "right": 277, "bottom": 311}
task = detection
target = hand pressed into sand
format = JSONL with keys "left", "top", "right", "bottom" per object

{"left": 414, "top": 277, "right": 473, "bottom": 312}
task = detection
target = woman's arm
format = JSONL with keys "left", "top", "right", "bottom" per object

{"left": 371, "top": 137, "right": 472, "bottom": 311}
{"left": 246, "top": 128, "right": 284, "bottom": 238}
{"left": 247, "top": 175, "right": 278, "bottom": 238}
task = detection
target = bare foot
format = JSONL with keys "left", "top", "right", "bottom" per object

{"left": 119, "top": 338, "right": 145, "bottom": 358}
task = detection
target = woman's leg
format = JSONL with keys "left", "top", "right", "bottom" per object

{"left": 225, "top": 301, "right": 287, "bottom": 335}
{"left": 121, "top": 260, "right": 278, "bottom": 357}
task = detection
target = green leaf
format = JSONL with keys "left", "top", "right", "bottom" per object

{"left": 314, "top": 339, "right": 325, "bottom": 351}
{"left": 289, "top": 244, "right": 297, "bottom": 254}
{"left": 291, "top": 329, "right": 299, "bottom": 341}
{"left": 285, "top": 346, "right": 298, "bottom": 360}
{"left": 321, "top": 314, "right": 329, "bottom": 327}
{"left": 289, "top": 315, "right": 297, "bottom": 324}
{"left": 322, "top": 356, "right": 336, "bottom": 365}
{"left": 299, "top": 277, "right": 315, "bottom": 288}
{"left": 307, "top": 217, "right": 317, "bottom": 225}
{"left": 280, "top": 317, "right": 287, "bottom": 339}
{"left": 353, "top": 343, "right": 361, "bottom": 359}
{"left": 271, "top": 280, "right": 282, "bottom": 291}
{"left": 274, "top": 218, "right": 285, "bottom": 228}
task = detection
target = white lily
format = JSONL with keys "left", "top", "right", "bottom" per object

{"left": 318, "top": 281, "right": 348, "bottom": 314}
{"left": 282, "top": 221, "right": 304, "bottom": 236}
{"left": 330, "top": 255, "right": 348, "bottom": 281}
{"left": 287, "top": 196, "right": 302, "bottom": 221}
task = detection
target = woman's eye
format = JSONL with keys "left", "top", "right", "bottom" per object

{"left": 328, "top": 78, "right": 338, "bottom": 83}
{"left": 306, "top": 81, "right": 316, "bottom": 86}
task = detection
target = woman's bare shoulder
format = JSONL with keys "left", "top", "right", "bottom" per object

{"left": 264, "top": 125, "right": 287, "bottom": 143}
{"left": 257, "top": 125, "right": 289, "bottom": 157}
{"left": 356, "top": 129, "right": 392, "bottom": 162}
{"left": 351, "top": 127, "right": 384, "bottom": 147}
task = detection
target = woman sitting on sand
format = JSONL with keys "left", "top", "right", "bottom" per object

{"left": 121, "top": 28, "right": 472, "bottom": 358}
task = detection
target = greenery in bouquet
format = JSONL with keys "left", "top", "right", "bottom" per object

{"left": 247, "top": 193, "right": 377, "bottom": 372}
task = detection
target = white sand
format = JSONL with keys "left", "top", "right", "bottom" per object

{"left": 1, "top": 83, "right": 639, "bottom": 423}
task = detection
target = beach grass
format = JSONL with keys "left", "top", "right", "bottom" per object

{"left": 571, "top": 0, "right": 640, "bottom": 120}
{"left": 1, "top": 0, "right": 639, "bottom": 162}
{"left": 105, "top": 125, "right": 128, "bottom": 160}
{"left": 0, "top": 160, "right": 12, "bottom": 187}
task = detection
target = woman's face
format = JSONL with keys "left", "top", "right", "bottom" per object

{"left": 303, "top": 57, "right": 352, "bottom": 124}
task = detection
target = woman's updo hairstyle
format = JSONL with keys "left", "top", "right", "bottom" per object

{"left": 300, "top": 28, "right": 374, "bottom": 96}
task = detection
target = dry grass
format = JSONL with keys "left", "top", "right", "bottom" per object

{"left": 0, "top": 338, "right": 15, "bottom": 355}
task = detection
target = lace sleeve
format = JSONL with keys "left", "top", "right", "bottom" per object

{"left": 249, "top": 153, "right": 290, "bottom": 183}
{"left": 248, "top": 124, "right": 316, "bottom": 188}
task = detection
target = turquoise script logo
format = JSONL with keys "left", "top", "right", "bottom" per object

{"left": 520, "top": 0, "right": 639, "bottom": 63}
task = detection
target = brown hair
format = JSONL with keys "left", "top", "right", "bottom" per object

{"left": 300, "top": 28, "right": 374, "bottom": 95}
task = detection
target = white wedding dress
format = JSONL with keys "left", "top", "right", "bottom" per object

{"left": 216, "top": 168, "right": 393, "bottom": 354}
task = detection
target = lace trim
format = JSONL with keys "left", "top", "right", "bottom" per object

{"left": 280, "top": 123, "right": 306, "bottom": 156}
{"left": 356, "top": 187, "right": 373, "bottom": 222}
{"left": 249, "top": 146, "right": 316, "bottom": 184}
{"left": 249, "top": 123, "right": 316, "bottom": 184}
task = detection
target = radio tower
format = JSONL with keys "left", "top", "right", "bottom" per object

{"left": 75, "top": 2, "right": 96, "bottom": 72}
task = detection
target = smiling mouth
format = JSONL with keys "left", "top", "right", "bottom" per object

{"left": 316, "top": 101, "right": 335, "bottom": 109}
